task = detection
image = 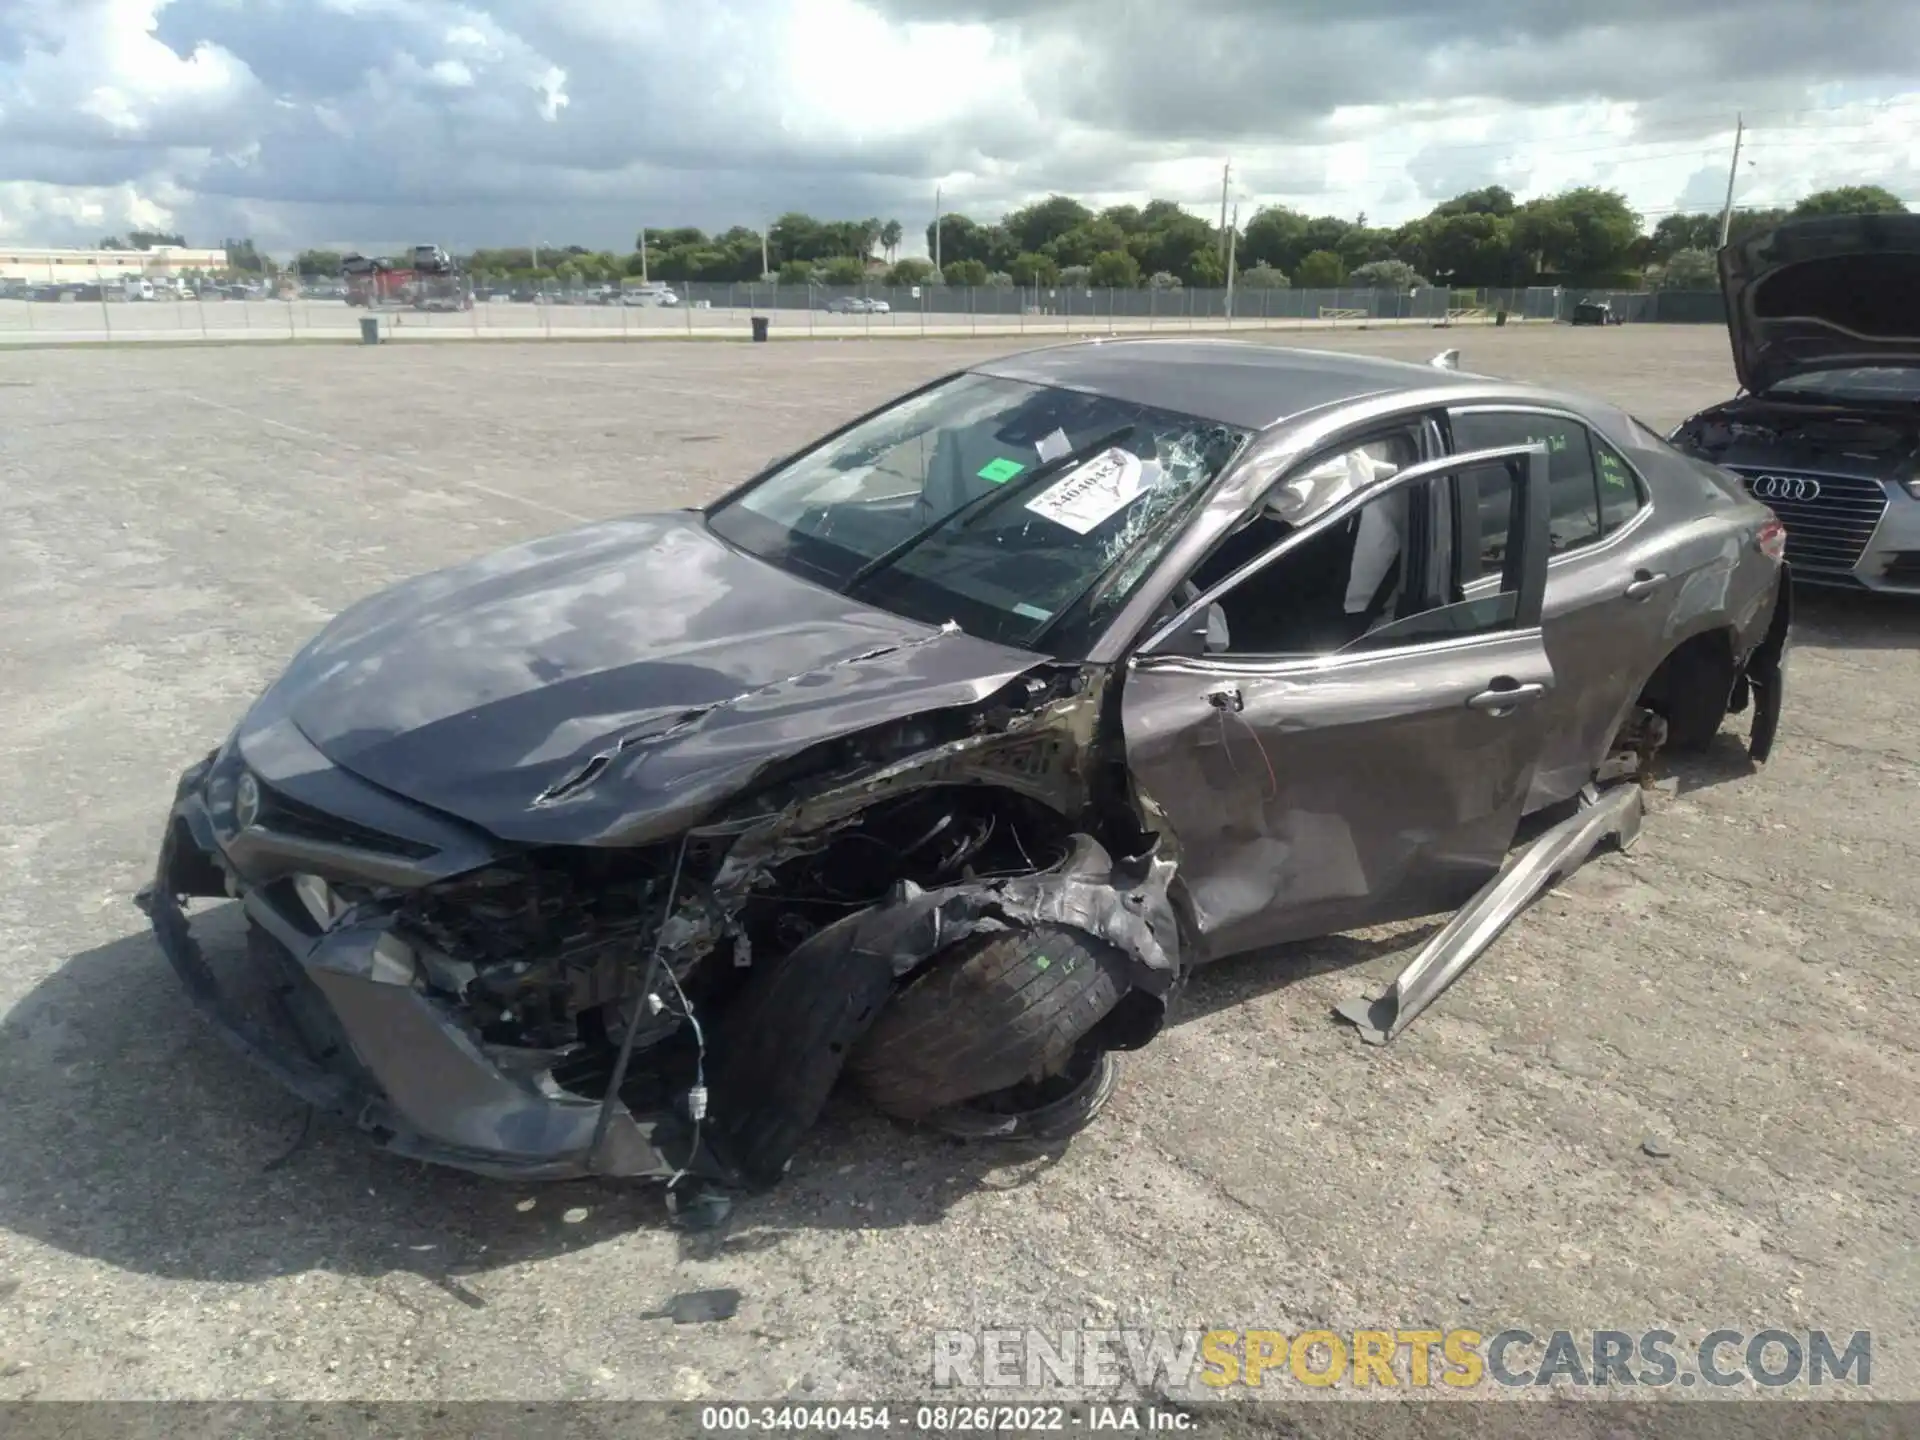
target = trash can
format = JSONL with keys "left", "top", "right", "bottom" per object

{"left": 750, "top": 315, "right": 769, "bottom": 343}
{"left": 1495, "top": 308, "right": 1508, "bottom": 327}
{"left": 359, "top": 316, "right": 381, "bottom": 344}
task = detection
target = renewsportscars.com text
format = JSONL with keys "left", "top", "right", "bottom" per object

{"left": 931, "top": 1327, "right": 1872, "bottom": 1391}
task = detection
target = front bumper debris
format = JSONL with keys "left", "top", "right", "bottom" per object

{"left": 138, "top": 762, "right": 708, "bottom": 1183}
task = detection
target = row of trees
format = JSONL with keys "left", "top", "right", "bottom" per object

{"left": 925, "top": 183, "right": 1909, "bottom": 293}
{"left": 257, "top": 179, "right": 1906, "bottom": 293}
{"left": 96, "top": 230, "right": 187, "bottom": 251}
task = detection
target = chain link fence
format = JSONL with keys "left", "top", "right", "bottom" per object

{"left": 0, "top": 281, "right": 1726, "bottom": 342}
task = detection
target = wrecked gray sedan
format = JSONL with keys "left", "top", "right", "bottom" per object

{"left": 140, "top": 339, "right": 1790, "bottom": 1201}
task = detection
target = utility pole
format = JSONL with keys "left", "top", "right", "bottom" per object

{"left": 933, "top": 184, "right": 943, "bottom": 275}
{"left": 640, "top": 229, "right": 649, "bottom": 284}
{"left": 1218, "top": 160, "right": 1231, "bottom": 269}
{"left": 761, "top": 224, "right": 770, "bottom": 281}
{"left": 1718, "top": 114, "right": 1745, "bottom": 249}
{"left": 1225, "top": 202, "right": 1238, "bottom": 318}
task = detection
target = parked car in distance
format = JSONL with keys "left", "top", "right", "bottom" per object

{"left": 1668, "top": 212, "right": 1920, "bottom": 593}
{"left": 1569, "top": 298, "right": 1622, "bottom": 326}
{"left": 140, "top": 339, "right": 1788, "bottom": 1205}
{"left": 623, "top": 283, "right": 680, "bottom": 306}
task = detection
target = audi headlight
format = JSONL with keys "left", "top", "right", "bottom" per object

{"left": 1903, "top": 477, "right": 1920, "bottom": 502}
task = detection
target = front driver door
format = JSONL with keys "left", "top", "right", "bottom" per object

{"left": 1121, "top": 443, "right": 1556, "bottom": 960}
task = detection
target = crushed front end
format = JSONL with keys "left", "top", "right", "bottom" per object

{"left": 138, "top": 665, "right": 1186, "bottom": 1193}
{"left": 138, "top": 721, "right": 719, "bottom": 1183}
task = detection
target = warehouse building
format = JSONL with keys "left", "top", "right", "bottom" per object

{"left": 0, "top": 245, "right": 231, "bottom": 285}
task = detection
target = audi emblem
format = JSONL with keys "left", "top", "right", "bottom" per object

{"left": 1750, "top": 474, "right": 1823, "bottom": 502}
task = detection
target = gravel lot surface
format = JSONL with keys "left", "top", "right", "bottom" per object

{"left": 2, "top": 326, "right": 1914, "bottom": 1404}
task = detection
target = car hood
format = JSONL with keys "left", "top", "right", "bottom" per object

{"left": 272, "top": 512, "right": 1048, "bottom": 847}
{"left": 1722, "top": 213, "right": 1920, "bottom": 395}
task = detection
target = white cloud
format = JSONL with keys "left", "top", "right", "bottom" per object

{"left": 0, "top": 0, "right": 1913, "bottom": 252}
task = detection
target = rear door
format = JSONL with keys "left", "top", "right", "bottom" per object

{"left": 1447, "top": 406, "right": 1674, "bottom": 807}
{"left": 1121, "top": 443, "right": 1556, "bottom": 959}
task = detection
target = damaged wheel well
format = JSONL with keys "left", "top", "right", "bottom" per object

{"left": 735, "top": 784, "right": 1079, "bottom": 972}
{"left": 1636, "top": 627, "right": 1736, "bottom": 752}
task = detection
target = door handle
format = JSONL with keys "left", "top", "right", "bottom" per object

{"left": 1467, "top": 681, "right": 1547, "bottom": 713}
{"left": 1207, "top": 686, "right": 1244, "bottom": 713}
{"left": 1624, "top": 570, "right": 1668, "bottom": 600}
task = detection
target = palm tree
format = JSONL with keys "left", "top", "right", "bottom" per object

{"left": 880, "top": 219, "right": 903, "bottom": 263}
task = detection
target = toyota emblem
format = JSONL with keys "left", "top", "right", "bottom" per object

{"left": 1750, "top": 474, "right": 1822, "bottom": 503}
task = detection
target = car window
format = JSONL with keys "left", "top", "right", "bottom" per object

{"left": 1170, "top": 458, "right": 1530, "bottom": 659}
{"left": 1592, "top": 434, "right": 1644, "bottom": 532}
{"left": 1451, "top": 410, "right": 1602, "bottom": 555}
{"left": 1456, "top": 458, "right": 1519, "bottom": 583}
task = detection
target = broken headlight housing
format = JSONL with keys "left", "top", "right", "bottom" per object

{"left": 234, "top": 770, "right": 262, "bottom": 829}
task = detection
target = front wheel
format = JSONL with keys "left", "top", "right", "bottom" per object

{"left": 848, "top": 924, "right": 1130, "bottom": 1125}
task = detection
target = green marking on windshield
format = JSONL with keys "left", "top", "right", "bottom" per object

{"left": 977, "top": 457, "right": 1027, "bottom": 483}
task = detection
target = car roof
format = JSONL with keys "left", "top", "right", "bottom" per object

{"left": 969, "top": 338, "right": 1483, "bottom": 430}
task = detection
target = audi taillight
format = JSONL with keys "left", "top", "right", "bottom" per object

{"left": 1757, "top": 518, "right": 1788, "bottom": 561}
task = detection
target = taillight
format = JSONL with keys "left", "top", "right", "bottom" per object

{"left": 1757, "top": 518, "right": 1787, "bottom": 561}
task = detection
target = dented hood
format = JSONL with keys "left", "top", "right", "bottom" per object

{"left": 1722, "top": 213, "right": 1920, "bottom": 395}
{"left": 271, "top": 512, "right": 1047, "bottom": 845}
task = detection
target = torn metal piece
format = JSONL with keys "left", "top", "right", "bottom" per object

{"left": 1333, "top": 782, "right": 1643, "bottom": 1046}
{"left": 1430, "top": 348, "right": 1461, "bottom": 371}
{"left": 705, "top": 670, "right": 1104, "bottom": 893}
{"left": 1745, "top": 566, "right": 1791, "bottom": 764}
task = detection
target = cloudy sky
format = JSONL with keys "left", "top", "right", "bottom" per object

{"left": 3, "top": 0, "right": 1918, "bottom": 255}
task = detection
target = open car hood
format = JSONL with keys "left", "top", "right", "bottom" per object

{"left": 1722, "top": 213, "right": 1920, "bottom": 395}
{"left": 268, "top": 512, "right": 1046, "bottom": 846}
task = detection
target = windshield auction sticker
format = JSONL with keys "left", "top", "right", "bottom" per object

{"left": 1025, "top": 447, "right": 1146, "bottom": 534}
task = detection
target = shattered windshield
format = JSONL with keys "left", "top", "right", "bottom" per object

{"left": 705, "top": 372, "right": 1251, "bottom": 654}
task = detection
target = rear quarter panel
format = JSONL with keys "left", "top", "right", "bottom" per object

{"left": 1624, "top": 428, "right": 1783, "bottom": 663}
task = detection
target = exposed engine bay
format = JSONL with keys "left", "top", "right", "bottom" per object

{"left": 394, "top": 784, "right": 1087, "bottom": 1106}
